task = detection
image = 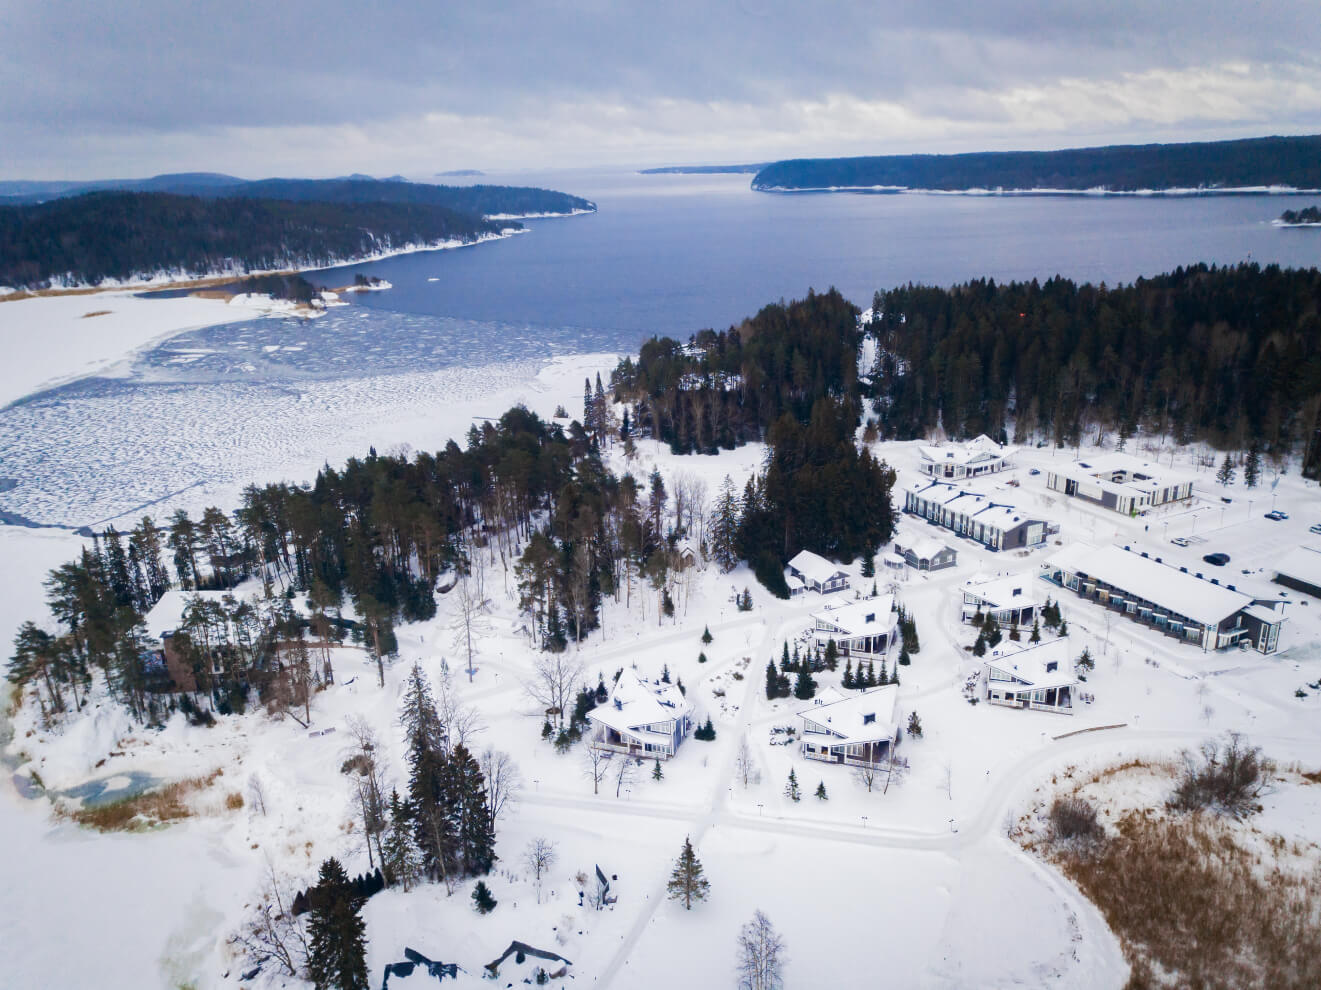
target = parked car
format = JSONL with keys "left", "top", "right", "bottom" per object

{"left": 1028, "top": 468, "right": 1041, "bottom": 476}
{"left": 1309, "top": 523, "right": 1321, "bottom": 535}
{"left": 1202, "top": 552, "right": 1230, "bottom": 566}
{"left": 1171, "top": 536, "right": 1192, "bottom": 546}
{"left": 1220, "top": 496, "right": 1233, "bottom": 504}
{"left": 1265, "top": 510, "right": 1288, "bottom": 521}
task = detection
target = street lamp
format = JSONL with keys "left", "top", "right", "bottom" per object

{"left": 757, "top": 803, "right": 764, "bottom": 817}
{"left": 861, "top": 815, "right": 869, "bottom": 829}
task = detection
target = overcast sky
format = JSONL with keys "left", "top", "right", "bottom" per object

{"left": 3, "top": 0, "right": 1320, "bottom": 179}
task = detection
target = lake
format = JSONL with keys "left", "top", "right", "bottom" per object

{"left": 2, "top": 169, "right": 1319, "bottom": 526}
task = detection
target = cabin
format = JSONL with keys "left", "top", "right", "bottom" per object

{"left": 797, "top": 685, "right": 900, "bottom": 768}
{"left": 1045, "top": 452, "right": 1194, "bottom": 516}
{"left": 786, "top": 550, "right": 850, "bottom": 594}
{"left": 142, "top": 589, "right": 238, "bottom": 693}
{"left": 674, "top": 539, "right": 700, "bottom": 570}
{"left": 918, "top": 434, "right": 1015, "bottom": 480}
{"left": 982, "top": 639, "right": 1076, "bottom": 714}
{"left": 903, "top": 479, "right": 1056, "bottom": 552}
{"left": 893, "top": 534, "right": 957, "bottom": 571}
{"left": 960, "top": 573, "right": 1038, "bottom": 627}
{"left": 586, "top": 669, "right": 692, "bottom": 759}
{"left": 1043, "top": 544, "right": 1286, "bottom": 654}
{"left": 810, "top": 596, "right": 898, "bottom": 660}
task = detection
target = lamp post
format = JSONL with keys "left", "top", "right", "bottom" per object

{"left": 861, "top": 815, "right": 869, "bottom": 830}
{"left": 757, "top": 803, "right": 764, "bottom": 817}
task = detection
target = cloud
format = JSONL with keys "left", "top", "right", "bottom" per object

{"left": 2, "top": 1, "right": 1319, "bottom": 176}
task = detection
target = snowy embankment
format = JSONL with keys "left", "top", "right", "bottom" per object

{"left": 483, "top": 207, "right": 597, "bottom": 220}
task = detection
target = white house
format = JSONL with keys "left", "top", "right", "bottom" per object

{"left": 982, "top": 639, "right": 1077, "bottom": 714}
{"left": 586, "top": 669, "right": 693, "bottom": 760}
{"left": 960, "top": 573, "right": 1039, "bottom": 627}
{"left": 918, "top": 434, "right": 1016, "bottom": 480}
{"left": 903, "top": 480, "right": 1057, "bottom": 552}
{"left": 797, "top": 685, "right": 900, "bottom": 768}
{"left": 810, "top": 596, "right": 898, "bottom": 660}
{"left": 787, "top": 550, "right": 850, "bottom": 594}
{"left": 1045, "top": 452, "right": 1194, "bottom": 516}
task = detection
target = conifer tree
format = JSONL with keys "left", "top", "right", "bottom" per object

{"left": 698, "top": 652, "right": 708, "bottom": 664}
{"left": 765, "top": 661, "right": 779, "bottom": 700}
{"left": 382, "top": 790, "right": 422, "bottom": 891}
{"left": 842, "top": 658, "right": 854, "bottom": 689}
{"left": 1244, "top": 442, "right": 1261, "bottom": 489}
{"left": 666, "top": 836, "right": 710, "bottom": 910}
{"left": 1216, "top": 453, "right": 1236, "bottom": 487}
{"left": 865, "top": 660, "right": 876, "bottom": 687}
{"left": 306, "top": 857, "right": 369, "bottom": 990}
{"left": 815, "top": 780, "right": 828, "bottom": 801}
{"left": 652, "top": 758, "right": 664, "bottom": 781}
{"left": 1030, "top": 618, "right": 1041, "bottom": 643}
{"left": 782, "top": 641, "right": 790, "bottom": 667}
{"left": 472, "top": 880, "right": 497, "bottom": 914}
{"left": 703, "top": 625, "right": 714, "bottom": 644}
{"left": 823, "top": 638, "right": 838, "bottom": 671}
{"left": 785, "top": 768, "right": 801, "bottom": 802}
{"left": 710, "top": 476, "right": 742, "bottom": 573}
{"left": 793, "top": 668, "right": 816, "bottom": 700}
{"left": 1058, "top": 618, "right": 1069, "bottom": 636}
{"left": 898, "top": 643, "right": 910, "bottom": 666}
{"left": 878, "top": 659, "right": 888, "bottom": 685}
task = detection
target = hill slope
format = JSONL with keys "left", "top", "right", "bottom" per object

{"left": 753, "top": 134, "right": 1321, "bottom": 193}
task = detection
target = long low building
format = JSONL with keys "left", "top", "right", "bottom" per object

{"left": 1273, "top": 545, "right": 1321, "bottom": 599}
{"left": 1045, "top": 452, "right": 1194, "bottom": 516}
{"left": 903, "top": 479, "right": 1057, "bottom": 552}
{"left": 918, "top": 434, "right": 1016, "bottom": 480}
{"left": 1043, "top": 544, "right": 1285, "bottom": 654}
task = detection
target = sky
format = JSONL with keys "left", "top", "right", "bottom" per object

{"left": 2, "top": 0, "right": 1320, "bottom": 179}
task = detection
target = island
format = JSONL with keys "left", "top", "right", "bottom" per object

{"left": 1278, "top": 205, "right": 1321, "bottom": 225}
{"left": 639, "top": 163, "right": 766, "bottom": 174}
{"left": 752, "top": 133, "right": 1321, "bottom": 194}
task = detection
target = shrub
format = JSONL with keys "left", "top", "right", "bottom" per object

{"left": 1047, "top": 795, "right": 1104, "bottom": 844}
{"left": 1169, "top": 733, "right": 1273, "bottom": 818}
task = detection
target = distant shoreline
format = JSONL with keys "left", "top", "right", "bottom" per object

{"left": 753, "top": 184, "right": 1321, "bottom": 197}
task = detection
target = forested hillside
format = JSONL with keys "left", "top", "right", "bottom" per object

{"left": 0, "top": 191, "right": 514, "bottom": 289}
{"left": 753, "top": 134, "right": 1321, "bottom": 192}
{"left": 1280, "top": 206, "right": 1321, "bottom": 224}
{"left": 1, "top": 174, "right": 596, "bottom": 218}
{"left": 867, "top": 263, "right": 1321, "bottom": 475}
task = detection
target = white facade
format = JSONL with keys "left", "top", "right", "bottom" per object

{"left": 586, "top": 669, "right": 693, "bottom": 759}
{"left": 1045, "top": 452, "right": 1194, "bottom": 516}
{"left": 918, "top": 435, "right": 1016, "bottom": 480}
{"left": 960, "top": 573, "right": 1039, "bottom": 627}
{"left": 983, "top": 639, "right": 1076, "bottom": 714}
{"left": 810, "top": 596, "right": 898, "bottom": 660}
{"left": 797, "top": 685, "right": 900, "bottom": 768}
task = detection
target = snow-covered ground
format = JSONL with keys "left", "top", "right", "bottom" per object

{"left": 3, "top": 294, "right": 1321, "bottom": 989}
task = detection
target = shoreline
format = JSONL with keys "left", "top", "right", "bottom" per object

{"left": 0, "top": 227, "right": 529, "bottom": 302}
{"left": 752, "top": 183, "right": 1321, "bottom": 197}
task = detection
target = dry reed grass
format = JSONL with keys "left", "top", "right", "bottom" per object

{"left": 60, "top": 769, "right": 224, "bottom": 832}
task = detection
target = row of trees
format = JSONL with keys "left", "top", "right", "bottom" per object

{"left": 867, "top": 264, "right": 1321, "bottom": 474}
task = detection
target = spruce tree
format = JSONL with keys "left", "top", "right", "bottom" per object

{"left": 472, "top": 880, "right": 497, "bottom": 914}
{"left": 382, "top": 790, "right": 422, "bottom": 891}
{"left": 1030, "top": 618, "right": 1041, "bottom": 643}
{"left": 1244, "top": 442, "right": 1261, "bottom": 489}
{"left": 666, "top": 836, "right": 710, "bottom": 910}
{"left": 785, "top": 768, "right": 801, "bottom": 802}
{"left": 652, "top": 758, "right": 664, "bottom": 781}
{"left": 1058, "top": 618, "right": 1069, "bottom": 636}
{"left": 703, "top": 625, "right": 714, "bottom": 644}
{"left": 878, "top": 659, "right": 888, "bottom": 685}
{"left": 842, "top": 658, "right": 854, "bottom": 689}
{"left": 898, "top": 644, "right": 910, "bottom": 666}
{"left": 823, "top": 638, "right": 839, "bottom": 671}
{"left": 815, "top": 780, "right": 828, "bottom": 801}
{"left": 1216, "top": 453, "right": 1236, "bottom": 487}
{"left": 306, "top": 858, "right": 369, "bottom": 990}
{"left": 698, "top": 652, "right": 708, "bottom": 664}
{"left": 765, "top": 661, "right": 779, "bottom": 700}
{"left": 710, "top": 476, "right": 742, "bottom": 573}
{"left": 793, "top": 668, "right": 816, "bottom": 700}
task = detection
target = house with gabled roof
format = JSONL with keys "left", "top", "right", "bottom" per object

{"left": 787, "top": 550, "right": 850, "bottom": 594}
{"left": 797, "top": 684, "right": 900, "bottom": 768}
{"left": 918, "top": 435, "right": 1016, "bottom": 480}
{"left": 982, "top": 639, "right": 1076, "bottom": 714}
{"left": 810, "top": 595, "right": 898, "bottom": 660}
{"left": 903, "top": 479, "right": 1056, "bottom": 551}
{"left": 586, "top": 668, "right": 692, "bottom": 760}
{"left": 893, "top": 533, "right": 957, "bottom": 571}
{"left": 960, "top": 573, "right": 1038, "bottom": 627}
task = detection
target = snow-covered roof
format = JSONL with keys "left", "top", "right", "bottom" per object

{"left": 983, "top": 639, "right": 1077, "bottom": 691}
{"left": 587, "top": 669, "right": 690, "bottom": 734}
{"left": 896, "top": 533, "right": 953, "bottom": 560}
{"left": 1046, "top": 544, "right": 1250, "bottom": 627}
{"left": 811, "top": 596, "right": 897, "bottom": 638}
{"left": 907, "top": 480, "right": 1043, "bottom": 533}
{"left": 918, "top": 434, "right": 1016, "bottom": 466}
{"left": 1243, "top": 602, "right": 1287, "bottom": 625}
{"left": 787, "top": 550, "right": 847, "bottom": 585}
{"left": 784, "top": 573, "right": 806, "bottom": 591}
{"left": 142, "top": 590, "right": 236, "bottom": 640}
{"left": 962, "top": 573, "right": 1038, "bottom": 609}
{"left": 1274, "top": 545, "right": 1321, "bottom": 591}
{"left": 1053, "top": 452, "right": 1194, "bottom": 498}
{"left": 797, "top": 685, "right": 899, "bottom": 744}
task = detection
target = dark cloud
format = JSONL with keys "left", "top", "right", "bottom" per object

{"left": 1, "top": 1, "right": 1318, "bottom": 176}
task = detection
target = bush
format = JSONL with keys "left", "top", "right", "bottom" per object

{"left": 1169, "top": 733, "right": 1273, "bottom": 818}
{"left": 1048, "top": 795, "right": 1104, "bottom": 844}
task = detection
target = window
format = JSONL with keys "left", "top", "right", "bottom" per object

{"left": 863, "top": 713, "right": 876, "bottom": 725}
{"left": 1046, "top": 661, "right": 1058, "bottom": 673}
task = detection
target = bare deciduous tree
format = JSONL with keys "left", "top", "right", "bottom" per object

{"left": 344, "top": 715, "right": 389, "bottom": 870}
{"left": 480, "top": 747, "right": 521, "bottom": 823}
{"left": 583, "top": 744, "right": 610, "bottom": 795}
{"left": 614, "top": 754, "right": 639, "bottom": 798}
{"left": 232, "top": 860, "right": 310, "bottom": 979}
{"left": 523, "top": 837, "right": 558, "bottom": 903}
{"left": 736, "top": 909, "right": 786, "bottom": 990}
{"left": 735, "top": 737, "right": 757, "bottom": 788}
{"left": 525, "top": 652, "right": 585, "bottom": 727}
{"left": 436, "top": 665, "right": 485, "bottom": 749}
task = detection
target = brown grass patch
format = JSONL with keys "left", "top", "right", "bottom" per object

{"left": 188, "top": 289, "right": 234, "bottom": 300}
{"left": 80, "top": 309, "right": 111, "bottom": 318}
{"left": 60, "top": 769, "right": 223, "bottom": 832}
{"left": 224, "top": 791, "right": 245, "bottom": 811}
